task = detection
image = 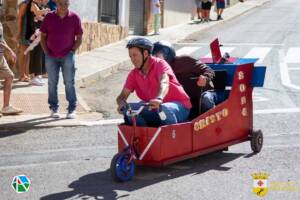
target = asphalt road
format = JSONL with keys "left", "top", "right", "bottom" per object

{"left": 1, "top": 0, "right": 300, "bottom": 199}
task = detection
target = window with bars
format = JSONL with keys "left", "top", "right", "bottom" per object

{"left": 98, "top": 0, "right": 119, "bottom": 24}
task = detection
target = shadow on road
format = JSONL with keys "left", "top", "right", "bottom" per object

{"left": 0, "top": 116, "right": 69, "bottom": 138}
{"left": 40, "top": 152, "right": 245, "bottom": 200}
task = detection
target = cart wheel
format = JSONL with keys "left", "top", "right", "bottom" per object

{"left": 251, "top": 130, "right": 263, "bottom": 153}
{"left": 110, "top": 152, "right": 135, "bottom": 182}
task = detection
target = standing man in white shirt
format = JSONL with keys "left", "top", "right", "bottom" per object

{"left": 152, "top": 0, "right": 161, "bottom": 35}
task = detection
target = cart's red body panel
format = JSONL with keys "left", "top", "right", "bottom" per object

{"left": 117, "top": 62, "right": 257, "bottom": 167}
{"left": 118, "top": 123, "right": 193, "bottom": 166}
{"left": 192, "top": 63, "right": 253, "bottom": 151}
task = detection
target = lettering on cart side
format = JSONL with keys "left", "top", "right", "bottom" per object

{"left": 172, "top": 130, "right": 176, "bottom": 139}
{"left": 238, "top": 71, "right": 247, "bottom": 117}
{"left": 194, "top": 108, "right": 229, "bottom": 132}
{"left": 238, "top": 71, "right": 245, "bottom": 80}
{"left": 239, "top": 83, "right": 246, "bottom": 92}
{"left": 242, "top": 107, "right": 248, "bottom": 116}
{"left": 241, "top": 96, "right": 247, "bottom": 105}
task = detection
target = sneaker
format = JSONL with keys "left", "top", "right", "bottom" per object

{"left": 66, "top": 110, "right": 76, "bottom": 119}
{"left": 51, "top": 110, "right": 60, "bottom": 118}
{"left": 39, "top": 78, "right": 45, "bottom": 85}
{"left": 30, "top": 77, "right": 44, "bottom": 86}
{"left": 1, "top": 105, "right": 23, "bottom": 115}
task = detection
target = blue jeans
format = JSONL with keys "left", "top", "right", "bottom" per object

{"left": 45, "top": 52, "right": 77, "bottom": 112}
{"left": 123, "top": 101, "right": 190, "bottom": 127}
{"left": 200, "top": 90, "right": 217, "bottom": 113}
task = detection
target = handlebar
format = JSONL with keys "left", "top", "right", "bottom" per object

{"left": 122, "top": 103, "right": 167, "bottom": 120}
{"left": 126, "top": 104, "right": 147, "bottom": 117}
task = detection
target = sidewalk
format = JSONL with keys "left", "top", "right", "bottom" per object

{"left": 0, "top": 0, "right": 271, "bottom": 128}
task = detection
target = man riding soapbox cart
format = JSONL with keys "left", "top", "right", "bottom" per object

{"left": 110, "top": 38, "right": 267, "bottom": 182}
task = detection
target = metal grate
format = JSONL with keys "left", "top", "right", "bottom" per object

{"left": 99, "top": 0, "right": 119, "bottom": 24}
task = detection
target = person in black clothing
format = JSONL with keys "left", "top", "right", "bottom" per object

{"left": 153, "top": 41, "right": 217, "bottom": 118}
{"left": 25, "top": 0, "right": 49, "bottom": 85}
{"left": 47, "top": 0, "right": 57, "bottom": 11}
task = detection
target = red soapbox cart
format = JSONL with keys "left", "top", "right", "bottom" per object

{"left": 110, "top": 39, "right": 267, "bottom": 182}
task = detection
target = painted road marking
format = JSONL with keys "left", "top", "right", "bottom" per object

{"left": 244, "top": 47, "right": 271, "bottom": 63}
{"left": 288, "top": 68, "right": 300, "bottom": 70}
{"left": 279, "top": 49, "right": 300, "bottom": 90}
{"left": 253, "top": 92, "right": 269, "bottom": 102}
{"left": 254, "top": 108, "right": 300, "bottom": 115}
{"left": 253, "top": 96, "right": 269, "bottom": 102}
{"left": 285, "top": 48, "right": 300, "bottom": 63}
{"left": 81, "top": 118, "right": 124, "bottom": 126}
{"left": 176, "top": 47, "right": 201, "bottom": 56}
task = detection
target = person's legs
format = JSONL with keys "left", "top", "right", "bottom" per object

{"left": 216, "top": 1, "right": 225, "bottom": 20}
{"left": 45, "top": 55, "right": 60, "bottom": 112}
{"left": 197, "top": 8, "right": 202, "bottom": 19}
{"left": 2, "top": 74, "right": 13, "bottom": 108}
{"left": 200, "top": 90, "right": 217, "bottom": 113}
{"left": 0, "top": 57, "right": 22, "bottom": 114}
{"left": 0, "top": 57, "right": 14, "bottom": 108}
{"left": 202, "top": 2, "right": 208, "bottom": 21}
{"left": 29, "top": 45, "right": 45, "bottom": 86}
{"left": 154, "top": 14, "right": 161, "bottom": 34}
{"left": 207, "top": 2, "right": 212, "bottom": 21}
{"left": 18, "top": 44, "right": 30, "bottom": 81}
{"left": 195, "top": 0, "right": 201, "bottom": 19}
{"left": 160, "top": 102, "right": 190, "bottom": 125}
{"left": 218, "top": 8, "right": 224, "bottom": 19}
{"left": 123, "top": 102, "right": 190, "bottom": 126}
{"left": 61, "top": 52, "right": 77, "bottom": 113}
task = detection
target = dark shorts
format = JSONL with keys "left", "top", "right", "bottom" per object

{"left": 202, "top": 1, "right": 212, "bottom": 10}
{"left": 217, "top": 1, "right": 225, "bottom": 9}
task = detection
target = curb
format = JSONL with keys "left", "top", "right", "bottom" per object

{"left": 0, "top": 112, "right": 104, "bottom": 129}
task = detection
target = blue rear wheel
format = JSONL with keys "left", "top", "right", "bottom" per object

{"left": 110, "top": 152, "right": 135, "bottom": 182}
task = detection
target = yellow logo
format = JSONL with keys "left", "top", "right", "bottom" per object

{"left": 252, "top": 172, "right": 270, "bottom": 197}
{"left": 193, "top": 108, "right": 229, "bottom": 131}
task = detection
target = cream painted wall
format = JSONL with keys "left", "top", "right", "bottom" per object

{"left": 163, "top": 0, "right": 194, "bottom": 27}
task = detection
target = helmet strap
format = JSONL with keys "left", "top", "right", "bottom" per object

{"left": 139, "top": 49, "right": 148, "bottom": 71}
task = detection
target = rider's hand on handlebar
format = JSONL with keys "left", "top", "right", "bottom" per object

{"left": 197, "top": 75, "right": 207, "bottom": 87}
{"left": 149, "top": 98, "right": 162, "bottom": 110}
{"left": 117, "top": 100, "right": 128, "bottom": 114}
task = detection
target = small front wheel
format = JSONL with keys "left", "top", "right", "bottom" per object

{"left": 110, "top": 152, "right": 135, "bottom": 182}
{"left": 251, "top": 130, "right": 263, "bottom": 153}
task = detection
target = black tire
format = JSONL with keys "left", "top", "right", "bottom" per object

{"left": 110, "top": 152, "right": 135, "bottom": 182}
{"left": 251, "top": 130, "right": 263, "bottom": 153}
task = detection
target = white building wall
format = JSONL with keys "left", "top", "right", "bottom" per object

{"left": 163, "top": 0, "right": 194, "bottom": 27}
{"left": 119, "top": 0, "right": 130, "bottom": 27}
{"left": 70, "top": 0, "right": 99, "bottom": 22}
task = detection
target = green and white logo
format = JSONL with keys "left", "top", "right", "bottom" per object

{"left": 11, "top": 175, "right": 31, "bottom": 193}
